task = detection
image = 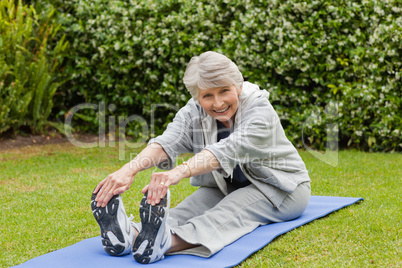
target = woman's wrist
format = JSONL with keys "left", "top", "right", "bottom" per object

{"left": 124, "top": 161, "right": 140, "bottom": 177}
{"left": 174, "top": 163, "right": 192, "bottom": 179}
{"left": 181, "top": 162, "right": 192, "bottom": 177}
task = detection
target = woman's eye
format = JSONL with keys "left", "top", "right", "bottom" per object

{"left": 203, "top": 94, "right": 211, "bottom": 98}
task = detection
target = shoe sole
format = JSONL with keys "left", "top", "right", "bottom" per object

{"left": 91, "top": 192, "right": 126, "bottom": 256}
{"left": 132, "top": 192, "right": 168, "bottom": 264}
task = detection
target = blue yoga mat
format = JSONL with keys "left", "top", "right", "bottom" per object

{"left": 15, "top": 196, "right": 363, "bottom": 268}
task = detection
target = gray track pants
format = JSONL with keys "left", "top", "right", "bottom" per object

{"left": 168, "top": 181, "right": 311, "bottom": 257}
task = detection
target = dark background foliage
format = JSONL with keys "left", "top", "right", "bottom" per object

{"left": 2, "top": 0, "right": 401, "bottom": 151}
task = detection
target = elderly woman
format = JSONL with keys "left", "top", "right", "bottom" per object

{"left": 91, "top": 51, "right": 311, "bottom": 264}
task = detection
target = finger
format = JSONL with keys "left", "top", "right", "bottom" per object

{"left": 93, "top": 178, "right": 106, "bottom": 194}
{"left": 97, "top": 183, "right": 113, "bottom": 207}
{"left": 155, "top": 179, "right": 167, "bottom": 204}
{"left": 95, "top": 183, "right": 104, "bottom": 202}
{"left": 149, "top": 186, "right": 158, "bottom": 205}
{"left": 147, "top": 174, "right": 160, "bottom": 205}
{"left": 160, "top": 185, "right": 168, "bottom": 199}
{"left": 93, "top": 184, "right": 100, "bottom": 194}
{"left": 101, "top": 192, "right": 114, "bottom": 207}
{"left": 154, "top": 184, "right": 163, "bottom": 205}
{"left": 95, "top": 179, "right": 107, "bottom": 199}
{"left": 156, "top": 178, "right": 170, "bottom": 204}
{"left": 141, "top": 184, "right": 149, "bottom": 194}
{"left": 95, "top": 177, "right": 110, "bottom": 201}
{"left": 159, "top": 180, "right": 168, "bottom": 197}
{"left": 150, "top": 183, "right": 164, "bottom": 205}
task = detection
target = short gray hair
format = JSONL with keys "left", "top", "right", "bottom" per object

{"left": 183, "top": 51, "right": 244, "bottom": 100}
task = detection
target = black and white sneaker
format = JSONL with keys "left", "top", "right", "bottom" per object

{"left": 132, "top": 190, "right": 172, "bottom": 264}
{"left": 91, "top": 191, "right": 138, "bottom": 256}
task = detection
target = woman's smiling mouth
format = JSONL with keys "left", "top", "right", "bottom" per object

{"left": 214, "top": 106, "right": 230, "bottom": 113}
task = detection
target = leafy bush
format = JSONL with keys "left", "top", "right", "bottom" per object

{"left": 0, "top": 0, "right": 68, "bottom": 134}
{"left": 225, "top": 0, "right": 402, "bottom": 152}
{"left": 37, "top": 0, "right": 402, "bottom": 151}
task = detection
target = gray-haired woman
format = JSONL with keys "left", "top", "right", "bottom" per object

{"left": 91, "top": 51, "right": 311, "bottom": 264}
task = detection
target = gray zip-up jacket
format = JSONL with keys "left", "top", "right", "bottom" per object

{"left": 149, "top": 82, "right": 310, "bottom": 208}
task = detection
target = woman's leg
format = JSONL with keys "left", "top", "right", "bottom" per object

{"left": 165, "top": 186, "right": 227, "bottom": 254}
{"left": 169, "top": 186, "right": 226, "bottom": 226}
{"left": 169, "top": 182, "right": 311, "bottom": 257}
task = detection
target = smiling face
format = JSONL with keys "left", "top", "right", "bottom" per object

{"left": 197, "top": 85, "right": 242, "bottom": 128}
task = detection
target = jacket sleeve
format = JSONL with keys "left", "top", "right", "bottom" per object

{"left": 148, "top": 102, "right": 195, "bottom": 170}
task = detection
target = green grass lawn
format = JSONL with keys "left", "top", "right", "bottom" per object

{"left": 0, "top": 143, "right": 400, "bottom": 267}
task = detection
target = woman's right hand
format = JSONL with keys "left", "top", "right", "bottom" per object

{"left": 93, "top": 163, "right": 136, "bottom": 207}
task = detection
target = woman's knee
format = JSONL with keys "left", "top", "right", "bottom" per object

{"left": 279, "top": 182, "right": 311, "bottom": 221}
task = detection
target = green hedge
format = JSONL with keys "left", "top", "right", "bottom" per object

{"left": 0, "top": 0, "right": 68, "bottom": 134}
{"left": 23, "top": 1, "right": 402, "bottom": 151}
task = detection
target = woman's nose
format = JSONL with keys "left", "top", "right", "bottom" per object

{"left": 213, "top": 96, "right": 224, "bottom": 108}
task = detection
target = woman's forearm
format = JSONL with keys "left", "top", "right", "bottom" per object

{"left": 128, "top": 143, "right": 170, "bottom": 174}
{"left": 172, "top": 149, "right": 221, "bottom": 179}
{"left": 143, "top": 149, "right": 221, "bottom": 205}
{"left": 94, "top": 143, "right": 169, "bottom": 207}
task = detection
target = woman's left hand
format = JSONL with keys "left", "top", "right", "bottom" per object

{"left": 141, "top": 169, "right": 183, "bottom": 205}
